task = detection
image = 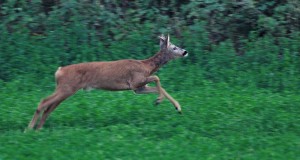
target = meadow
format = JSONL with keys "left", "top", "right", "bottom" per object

{"left": 0, "top": 64, "right": 299, "bottom": 159}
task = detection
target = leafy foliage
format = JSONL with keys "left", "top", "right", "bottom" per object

{"left": 0, "top": 0, "right": 299, "bottom": 91}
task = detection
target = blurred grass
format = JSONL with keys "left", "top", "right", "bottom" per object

{"left": 0, "top": 77, "right": 299, "bottom": 159}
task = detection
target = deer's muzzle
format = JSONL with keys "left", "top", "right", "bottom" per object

{"left": 183, "top": 51, "right": 188, "bottom": 57}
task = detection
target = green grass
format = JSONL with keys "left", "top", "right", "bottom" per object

{"left": 0, "top": 80, "right": 299, "bottom": 160}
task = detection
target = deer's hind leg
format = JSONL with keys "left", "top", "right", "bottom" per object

{"left": 36, "top": 89, "right": 75, "bottom": 130}
{"left": 27, "top": 93, "right": 59, "bottom": 129}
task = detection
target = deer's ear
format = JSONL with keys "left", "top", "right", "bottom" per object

{"left": 159, "top": 34, "right": 167, "bottom": 49}
{"left": 158, "top": 34, "right": 165, "bottom": 40}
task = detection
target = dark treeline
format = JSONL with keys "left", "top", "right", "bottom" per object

{"left": 0, "top": 0, "right": 300, "bottom": 92}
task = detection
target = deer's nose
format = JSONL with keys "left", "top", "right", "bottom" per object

{"left": 182, "top": 51, "right": 188, "bottom": 57}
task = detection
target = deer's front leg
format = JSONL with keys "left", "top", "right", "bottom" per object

{"left": 134, "top": 85, "right": 165, "bottom": 105}
{"left": 145, "top": 76, "right": 182, "bottom": 113}
{"left": 144, "top": 76, "right": 166, "bottom": 105}
{"left": 134, "top": 85, "right": 158, "bottom": 94}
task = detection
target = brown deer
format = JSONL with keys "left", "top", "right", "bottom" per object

{"left": 27, "top": 34, "right": 188, "bottom": 130}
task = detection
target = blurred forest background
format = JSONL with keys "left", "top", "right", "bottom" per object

{"left": 0, "top": 0, "right": 299, "bottom": 91}
{"left": 0, "top": 0, "right": 300, "bottom": 159}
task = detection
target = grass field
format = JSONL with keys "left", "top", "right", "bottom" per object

{"left": 0, "top": 75, "right": 299, "bottom": 160}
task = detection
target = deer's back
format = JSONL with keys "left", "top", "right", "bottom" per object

{"left": 55, "top": 59, "right": 150, "bottom": 91}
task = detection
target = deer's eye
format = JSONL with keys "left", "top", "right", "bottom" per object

{"left": 173, "top": 47, "right": 177, "bottom": 50}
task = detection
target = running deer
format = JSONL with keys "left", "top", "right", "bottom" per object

{"left": 27, "top": 34, "right": 188, "bottom": 130}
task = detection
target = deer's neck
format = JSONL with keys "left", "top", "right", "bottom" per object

{"left": 143, "top": 51, "right": 172, "bottom": 74}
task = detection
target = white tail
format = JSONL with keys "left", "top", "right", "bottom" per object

{"left": 27, "top": 34, "right": 188, "bottom": 130}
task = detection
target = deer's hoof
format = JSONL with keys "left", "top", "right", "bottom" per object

{"left": 154, "top": 98, "right": 163, "bottom": 106}
{"left": 176, "top": 108, "right": 182, "bottom": 114}
{"left": 153, "top": 100, "right": 160, "bottom": 106}
{"left": 24, "top": 128, "right": 34, "bottom": 133}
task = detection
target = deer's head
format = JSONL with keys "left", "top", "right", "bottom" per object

{"left": 159, "top": 34, "right": 188, "bottom": 58}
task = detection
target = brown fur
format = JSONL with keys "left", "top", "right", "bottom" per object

{"left": 27, "top": 34, "right": 188, "bottom": 130}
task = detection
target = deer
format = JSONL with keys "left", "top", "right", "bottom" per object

{"left": 27, "top": 34, "right": 188, "bottom": 130}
